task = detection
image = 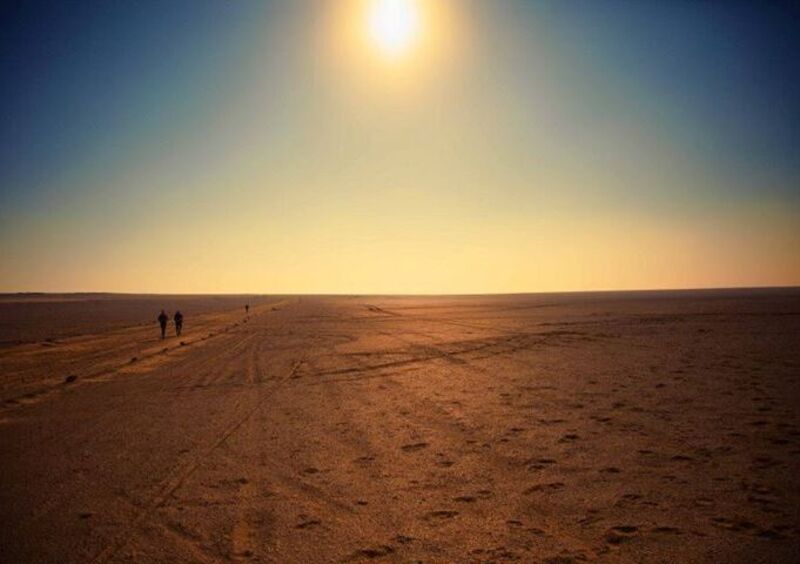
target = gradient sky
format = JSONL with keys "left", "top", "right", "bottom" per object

{"left": 1, "top": 0, "right": 798, "bottom": 293}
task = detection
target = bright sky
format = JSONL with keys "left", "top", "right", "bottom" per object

{"left": 1, "top": 0, "right": 798, "bottom": 293}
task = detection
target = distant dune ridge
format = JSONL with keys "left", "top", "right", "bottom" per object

{"left": 1, "top": 289, "right": 799, "bottom": 562}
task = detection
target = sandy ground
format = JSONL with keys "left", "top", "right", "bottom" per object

{"left": 1, "top": 290, "right": 799, "bottom": 563}
{"left": 0, "top": 294, "right": 275, "bottom": 345}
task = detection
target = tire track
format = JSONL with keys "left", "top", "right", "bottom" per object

{"left": 91, "top": 358, "right": 304, "bottom": 563}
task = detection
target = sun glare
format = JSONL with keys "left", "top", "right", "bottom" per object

{"left": 367, "top": 0, "right": 421, "bottom": 59}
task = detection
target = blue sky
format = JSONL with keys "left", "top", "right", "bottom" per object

{"left": 1, "top": 1, "right": 798, "bottom": 292}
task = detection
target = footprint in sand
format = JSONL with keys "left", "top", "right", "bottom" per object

{"left": 544, "top": 555, "right": 584, "bottom": 564}
{"left": 401, "top": 442, "right": 429, "bottom": 452}
{"left": 526, "top": 457, "right": 557, "bottom": 471}
{"left": 590, "top": 415, "right": 613, "bottom": 424}
{"left": 713, "top": 517, "right": 787, "bottom": 540}
{"left": 538, "top": 418, "right": 567, "bottom": 426}
{"left": 424, "top": 510, "right": 458, "bottom": 520}
{"left": 348, "top": 545, "right": 395, "bottom": 559}
{"left": 295, "top": 518, "right": 322, "bottom": 529}
{"left": 470, "top": 545, "right": 521, "bottom": 559}
{"left": 711, "top": 516, "right": 757, "bottom": 533}
{"left": 605, "top": 525, "right": 639, "bottom": 545}
{"left": 651, "top": 526, "right": 683, "bottom": 535}
{"left": 600, "top": 467, "right": 621, "bottom": 474}
{"left": 524, "top": 482, "right": 565, "bottom": 494}
{"left": 578, "top": 513, "right": 602, "bottom": 527}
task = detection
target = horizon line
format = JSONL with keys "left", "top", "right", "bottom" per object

{"left": 3, "top": 284, "right": 799, "bottom": 298}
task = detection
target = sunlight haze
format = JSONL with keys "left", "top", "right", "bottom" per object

{"left": 1, "top": 0, "right": 798, "bottom": 293}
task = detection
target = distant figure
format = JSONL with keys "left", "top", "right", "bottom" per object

{"left": 174, "top": 310, "right": 183, "bottom": 337}
{"left": 158, "top": 310, "right": 169, "bottom": 339}
{"left": 245, "top": 304, "right": 250, "bottom": 315}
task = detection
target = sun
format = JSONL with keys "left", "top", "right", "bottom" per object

{"left": 367, "top": 0, "right": 421, "bottom": 59}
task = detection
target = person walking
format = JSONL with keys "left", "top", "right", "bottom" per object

{"left": 158, "top": 310, "right": 169, "bottom": 339}
{"left": 174, "top": 310, "right": 183, "bottom": 337}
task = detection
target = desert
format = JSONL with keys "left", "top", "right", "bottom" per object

{"left": 3, "top": 2, "right": 800, "bottom": 562}
{"left": 1, "top": 289, "right": 798, "bottom": 562}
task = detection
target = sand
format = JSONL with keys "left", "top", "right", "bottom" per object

{"left": 1, "top": 290, "right": 799, "bottom": 563}
{"left": 0, "top": 294, "right": 276, "bottom": 345}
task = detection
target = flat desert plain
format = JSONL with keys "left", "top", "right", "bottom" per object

{"left": 1, "top": 290, "right": 799, "bottom": 563}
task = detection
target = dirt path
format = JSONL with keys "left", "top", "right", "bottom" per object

{"left": 1, "top": 293, "right": 799, "bottom": 562}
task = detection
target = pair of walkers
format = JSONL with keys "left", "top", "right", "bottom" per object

{"left": 157, "top": 310, "right": 183, "bottom": 339}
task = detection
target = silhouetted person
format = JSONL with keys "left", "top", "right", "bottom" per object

{"left": 245, "top": 304, "right": 250, "bottom": 315}
{"left": 174, "top": 310, "right": 183, "bottom": 337}
{"left": 158, "top": 310, "right": 169, "bottom": 339}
